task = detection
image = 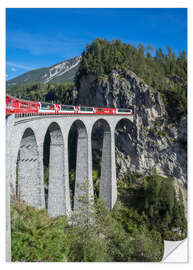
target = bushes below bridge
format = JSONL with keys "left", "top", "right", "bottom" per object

{"left": 11, "top": 172, "right": 187, "bottom": 262}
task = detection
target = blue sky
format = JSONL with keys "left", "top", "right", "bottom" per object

{"left": 6, "top": 8, "right": 187, "bottom": 80}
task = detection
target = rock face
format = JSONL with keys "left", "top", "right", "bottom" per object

{"left": 77, "top": 70, "right": 187, "bottom": 185}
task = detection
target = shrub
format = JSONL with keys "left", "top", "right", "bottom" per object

{"left": 11, "top": 199, "right": 69, "bottom": 262}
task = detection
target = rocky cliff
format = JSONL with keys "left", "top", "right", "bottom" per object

{"left": 77, "top": 70, "right": 187, "bottom": 186}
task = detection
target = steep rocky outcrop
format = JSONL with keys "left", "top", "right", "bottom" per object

{"left": 77, "top": 70, "right": 187, "bottom": 185}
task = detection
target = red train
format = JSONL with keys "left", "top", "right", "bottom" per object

{"left": 6, "top": 95, "right": 134, "bottom": 116}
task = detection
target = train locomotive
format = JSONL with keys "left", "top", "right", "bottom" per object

{"left": 6, "top": 95, "right": 134, "bottom": 116}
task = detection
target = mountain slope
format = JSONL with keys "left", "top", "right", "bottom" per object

{"left": 6, "top": 56, "right": 81, "bottom": 88}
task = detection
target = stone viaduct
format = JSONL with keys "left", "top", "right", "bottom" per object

{"left": 6, "top": 114, "right": 134, "bottom": 218}
{"left": 6, "top": 113, "right": 134, "bottom": 261}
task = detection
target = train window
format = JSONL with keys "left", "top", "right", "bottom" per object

{"left": 98, "top": 108, "right": 102, "bottom": 112}
{"left": 60, "top": 105, "right": 75, "bottom": 111}
{"left": 79, "top": 107, "right": 93, "bottom": 112}
{"left": 117, "top": 108, "right": 132, "bottom": 113}
{"left": 40, "top": 103, "right": 54, "bottom": 110}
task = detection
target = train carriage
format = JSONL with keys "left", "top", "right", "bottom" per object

{"left": 6, "top": 95, "right": 134, "bottom": 116}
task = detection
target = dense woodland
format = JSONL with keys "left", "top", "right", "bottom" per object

{"left": 7, "top": 82, "right": 75, "bottom": 105}
{"left": 9, "top": 39, "right": 187, "bottom": 262}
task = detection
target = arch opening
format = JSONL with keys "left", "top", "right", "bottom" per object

{"left": 43, "top": 129, "right": 51, "bottom": 209}
{"left": 91, "top": 119, "right": 111, "bottom": 204}
{"left": 68, "top": 122, "right": 78, "bottom": 210}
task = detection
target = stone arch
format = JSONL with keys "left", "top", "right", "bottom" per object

{"left": 43, "top": 122, "right": 66, "bottom": 217}
{"left": 91, "top": 118, "right": 116, "bottom": 209}
{"left": 68, "top": 119, "right": 93, "bottom": 212}
{"left": 114, "top": 118, "right": 138, "bottom": 181}
{"left": 92, "top": 118, "right": 111, "bottom": 132}
{"left": 17, "top": 127, "right": 44, "bottom": 209}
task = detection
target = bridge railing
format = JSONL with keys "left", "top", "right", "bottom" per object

{"left": 15, "top": 113, "right": 37, "bottom": 118}
{"left": 12, "top": 112, "right": 135, "bottom": 119}
{"left": 14, "top": 113, "right": 59, "bottom": 118}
